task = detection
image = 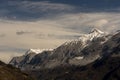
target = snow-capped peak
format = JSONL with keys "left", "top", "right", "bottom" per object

{"left": 63, "top": 28, "right": 107, "bottom": 47}
{"left": 25, "top": 48, "right": 53, "bottom": 55}
{"left": 90, "top": 28, "right": 104, "bottom": 34}
{"left": 79, "top": 28, "right": 106, "bottom": 42}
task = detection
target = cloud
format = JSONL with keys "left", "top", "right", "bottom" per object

{"left": 0, "top": 45, "right": 27, "bottom": 53}
{"left": 16, "top": 31, "right": 32, "bottom": 35}
{"left": 50, "top": 13, "right": 120, "bottom": 33}
{"left": 20, "top": 1, "right": 74, "bottom": 12}
{"left": 0, "top": 1, "right": 75, "bottom": 21}
{"left": 0, "top": 52, "right": 23, "bottom": 63}
{"left": 0, "top": 45, "right": 26, "bottom": 63}
{"left": 86, "top": 19, "right": 109, "bottom": 27}
{"left": 0, "top": 1, "right": 120, "bottom": 63}
{"left": 1, "top": 0, "right": 120, "bottom": 21}
{"left": 0, "top": 34, "right": 5, "bottom": 37}
{"left": 37, "top": 33, "right": 80, "bottom": 39}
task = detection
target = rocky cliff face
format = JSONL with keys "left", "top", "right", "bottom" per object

{"left": 9, "top": 52, "right": 36, "bottom": 69}
{"left": 9, "top": 28, "right": 112, "bottom": 70}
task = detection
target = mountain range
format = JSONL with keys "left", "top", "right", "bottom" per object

{"left": 10, "top": 28, "right": 113, "bottom": 70}
{"left": 8, "top": 28, "right": 120, "bottom": 80}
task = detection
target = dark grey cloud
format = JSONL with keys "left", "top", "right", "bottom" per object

{"left": 10, "top": 0, "right": 120, "bottom": 9}
{"left": 56, "top": 35, "right": 80, "bottom": 39}
{"left": 0, "top": 1, "right": 75, "bottom": 21}
{"left": 37, "top": 33, "right": 80, "bottom": 39}
{"left": 1, "top": 0, "right": 120, "bottom": 63}
{"left": 0, "top": 34, "right": 6, "bottom": 38}
{"left": 16, "top": 31, "right": 32, "bottom": 35}
{"left": 0, "top": 45, "right": 27, "bottom": 53}
{"left": 0, "top": 0, "right": 120, "bottom": 21}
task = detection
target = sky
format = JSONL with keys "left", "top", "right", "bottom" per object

{"left": 0, "top": 0, "right": 120, "bottom": 63}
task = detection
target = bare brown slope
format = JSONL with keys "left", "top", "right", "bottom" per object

{"left": 0, "top": 61, "right": 34, "bottom": 80}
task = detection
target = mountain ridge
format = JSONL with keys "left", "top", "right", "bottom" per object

{"left": 9, "top": 28, "right": 113, "bottom": 70}
{"left": 26, "top": 31, "right": 120, "bottom": 80}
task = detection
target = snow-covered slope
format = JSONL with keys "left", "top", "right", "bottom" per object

{"left": 65, "top": 28, "right": 107, "bottom": 44}
{"left": 48, "top": 28, "right": 109, "bottom": 66}
{"left": 25, "top": 49, "right": 53, "bottom": 55}
{"left": 9, "top": 48, "right": 53, "bottom": 69}
{"left": 63, "top": 28, "right": 107, "bottom": 47}
{"left": 79, "top": 28, "right": 106, "bottom": 42}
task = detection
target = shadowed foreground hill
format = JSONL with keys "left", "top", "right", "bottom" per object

{"left": 27, "top": 56, "right": 120, "bottom": 80}
{"left": 0, "top": 61, "right": 34, "bottom": 80}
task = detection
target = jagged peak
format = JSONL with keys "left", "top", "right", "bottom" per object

{"left": 25, "top": 48, "right": 53, "bottom": 55}
{"left": 63, "top": 28, "right": 107, "bottom": 46}
{"left": 89, "top": 28, "right": 104, "bottom": 34}
{"left": 79, "top": 28, "right": 106, "bottom": 40}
